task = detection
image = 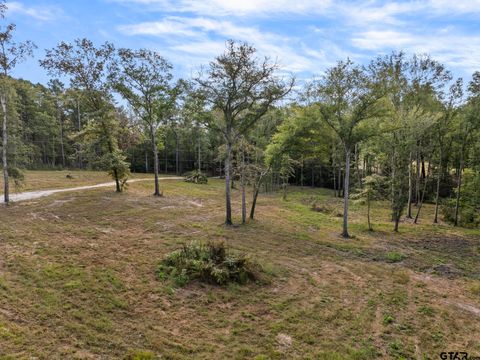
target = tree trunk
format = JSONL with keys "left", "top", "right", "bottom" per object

{"left": 241, "top": 150, "right": 246, "bottom": 224}
{"left": 151, "top": 127, "right": 160, "bottom": 196}
{"left": 332, "top": 164, "right": 336, "bottom": 197}
{"left": 342, "top": 147, "right": 351, "bottom": 238}
{"left": 250, "top": 186, "right": 260, "bottom": 220}
{"left": 300, "top": 158, "right": 304, "bottom": 187}
{"left": 367, "top": 192, "right": 372, "bottom": 231}
{"left": 100, "top": 117, "right": 121, "bottom": 193}
{"left": 225, "top": 141, "right": 233, "bottom": 225}
{"left": 338, "top": 167, "right": 342, "bottom": 198}
{"left": 406, "top": 152, "right": 413, "bottom": 218}
{"left": 415, "top": 150, "right": 420, "bottom": 206}
{"left": 433, "top": 149, "right": 442, "bottom": 223}
{"left": 197, "top": 137, "right": 201, "bottom": 172}
{"left": 76, "top": 98, "right": 83, "bottom": 169}
{"left": 391, "top": 146, "right": 396, "bottom": 221}
{"left": 319, "top": 165, "right": 323, "bottom": 187}
{"left": 250, "top": 171, "right": 267, "bottom": 220}
{"left": 164, "top": 139, "right": 168, "bottom": 173}
{"left": 414, "top": 163, "right": 429, "bottom": 224}
{"left": 311, "top": 166, "right": 315, "bottom": 188}
{"left": 175, "top": 131, "right": 179, "bottom": 175}
{"left": 59, "top": 111, "right": 65, "bottom": 168}
{"left": 394, "top": 214, "right": 400, "bottom": 232}
{"left": 454, "top": 146, "right": 464, "bottom": 226}
{"left": 131, "top": 148, "right": 135, "bottom": 172}
{"left": 355, "top": 144, "right": 362, "bottom": 187}
{"left": 1, "top": 93, "right": 9, "bottom": 203}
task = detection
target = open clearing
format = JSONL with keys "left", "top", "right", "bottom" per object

{"left": 0, "top": 171, "right": 479, "bottom": 359}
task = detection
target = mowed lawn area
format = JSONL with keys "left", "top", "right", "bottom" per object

{"left": 0, "top": 171, "right": 479, "bottom": 359}
{"left": 0, "top": 170, "right": 154, "bottom": 194}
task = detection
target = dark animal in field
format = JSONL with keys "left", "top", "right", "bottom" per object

{"left": 66, "top": 174, "right": 74, "bottom": 179}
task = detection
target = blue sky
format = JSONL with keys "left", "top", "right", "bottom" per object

{"left": 5, "top": 0, "right": 480, "bottom": 85}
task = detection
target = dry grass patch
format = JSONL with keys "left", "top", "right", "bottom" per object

{"left": 0, "top": 175, "right": 479, "bottom": 359}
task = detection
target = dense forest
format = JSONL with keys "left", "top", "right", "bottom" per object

{"left": 1, "top": 2, "right": 479, "bottom": 233}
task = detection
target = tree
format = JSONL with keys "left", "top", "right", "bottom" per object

{"left": 48, "top": 79, "right": 67, "bottom": 167}
{"left": 195, "top": 40, "right": 293, "bottom": 225}
{"left": 309, "top": 59, "right": 385, "bottom": 238}
{"left": 368, "top": 52, "right": 450, "bottom": 231}
{"left": 352, "top": 174, "right": 387, "bottom": 231}
{"left": 0, "top": 1, "right": 36, "bottom": 202}
{"left": 40, "top": 39, "right": 129, "bottom": 192}
{"left": 110, "top": 48, "right": 179, "bottom": 196}
{"left": 453, "top": 74, "right": 480, "bottom": 226}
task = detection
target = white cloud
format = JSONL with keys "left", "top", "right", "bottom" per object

{"left": 6, "top": 1, "right": 63, "bottom": 21}
{"left": 428, "top": 0, "right": 480, "bottom": 14}
{"left": 351, "top": 30, "right": 415, "bottom": 50}
{"left": 112, "top": 0, "right": 332, "bottom": 16}
{"left": 114, "top": 0, "right": 480, "bottom": 78}
{"left": 120, "top": 17, "right": 270, "bottom": 40}
{"left": 338, "top": 0, "right": 480, "bottom": 29}
{"left": 118, "top": 16, "right": 335, "bottom": 73}
{"left": 352, "top": 29, "right": 480, "bottom": 75}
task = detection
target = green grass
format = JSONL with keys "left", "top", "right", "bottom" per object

{"left": 386, "top": 252, "right": 407, "bottom": 263}
{"left": 0, "top": 173, "right": 479, "bottom": 358}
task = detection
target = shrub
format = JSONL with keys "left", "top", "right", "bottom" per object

{"left": 383, "top": 314, "right": 395, "bottom": 325}
{"left": 470, "top": 282, "right": 480, "bottom": 297}
{"left": 102, "top": 150, "right": 131, "bottom": 192}
{"left": 386, "top": 252, "right": 406, "bottom": 263}
{"left": 158, "top": 241, "right": 260, "bottom": 286}
{"left": 184, "top": 170, "right": 208, "bottom": 184}
{"left": 124, "top": 349, "right": 156, "bottom": 360}
{"left": 9, "top": 166, "right": 25, "bottom": 189}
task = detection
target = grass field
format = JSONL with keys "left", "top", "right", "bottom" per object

{"left": 0, "top": 171, "right": 479, "bottom": 359}
{"left": 0, "top": 170, "right": 154, "bottom": 194}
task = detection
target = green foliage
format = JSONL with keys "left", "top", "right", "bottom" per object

{"left": 102, "top": 150, "right": 131, "bottom": 191}
{"left": 470, "top": 282, "right": 480, "bottom": 297}
{"left": 388, "top": 340, "right": 410, "bottom": 359}
{"left": 418, "top": 305, "right": 435, "bottom": 316}
{"left": 8, "top": 166, "right": 24, "bottom": 189}
{"left": 442, "top": 169, "right": 480, "bottom": 227}
{"left": 353, "top": 174, "right": 388, "bottom": 202}
{"left": 383, "top": 314, "right": 395, "bottom": 325}
{"left": 157, "top": 241, "right": 261, "bottom": 286}
{"left": 123, "top": 349, "right": 156, "bottom": 360}
{"left": 386, "top": 252, "right": 407, "bottom": 263}
{"left": 184, "top": 170, "right": 208, "bottom": 184}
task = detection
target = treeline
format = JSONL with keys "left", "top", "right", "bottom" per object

{"left": 1, "top": 1, "right": 479, "bottom": 233}
{"left": 3, "top": 77, "right": 223, "bottom": 174}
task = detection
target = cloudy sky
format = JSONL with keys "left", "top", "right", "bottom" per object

{"left": 5, "top": 0, "right": 480, "bottom": 84}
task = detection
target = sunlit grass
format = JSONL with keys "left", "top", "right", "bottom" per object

{"left": 0, "top": 173, "right": 478, "bottom": 358}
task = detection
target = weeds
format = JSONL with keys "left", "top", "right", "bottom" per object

{"left": 157, "top": 241, "right": 261, "bottom": 286}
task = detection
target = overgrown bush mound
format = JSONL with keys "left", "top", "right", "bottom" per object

{"left": 184, "top": 170, "right": 208, "bottom": 184}
{"left": 158, "top": 241, "right": 261, "bottom": 286}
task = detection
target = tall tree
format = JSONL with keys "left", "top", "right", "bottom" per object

{"left": 433, "top": 79, "right": 463, "bottom": 223}
{"left": 453, "top": 73, "right": 480, "bottom": 225}
{"left": 310, "top": 60, "right": 384, "bottom": 238}
{"left": 368, "top": 52, "right": 450, "bottom": 231}
{"left": 195, "top": 40, "right": 293, "bottom": 225}
{"left": 40, "top": 39, "right": 129, "bottom": 192}
{"left": 0, "top": 1, "right": 35, "bottom": 202}
{"left": 110, "top": 48, "right": 178, "bottom": 196}
{"left": 48, "top": 79, "right": 67, "bottom": 167}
